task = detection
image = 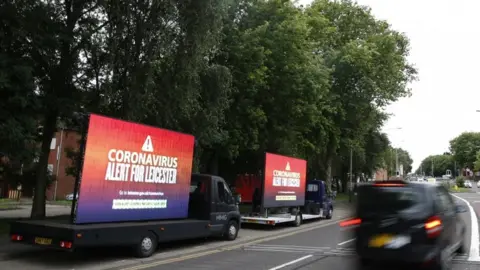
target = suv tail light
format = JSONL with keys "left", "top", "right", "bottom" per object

{"left": 425, "top": 216, "right": 442, "bottom": 238}
{"left": 340, "top": 218, "right": 362, "bottom": 228}
{"left": 373, "top": 183, "right": 405, "bottom": 187}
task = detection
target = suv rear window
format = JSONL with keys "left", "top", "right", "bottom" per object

{"left": 357, "top": 185, "right": 423, "bottom": 215}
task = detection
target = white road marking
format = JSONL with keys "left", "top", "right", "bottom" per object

{"left": 338, "top": 238, "right": 356, "bottom": 246}
{"left": 268, "top": 255, "right": 313, "bottom": 270}
{"left": 451, "top": 194, "right": 480, "bottom": 261}
{"left": 247, "top": 244, "right": 329, "bottom": 250}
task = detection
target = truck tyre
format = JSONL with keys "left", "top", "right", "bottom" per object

{"left": 224, "top": 220, "right": 239, "bottom": 241}
{"left": 326, "top": 207, "right": 333, "bottom": 219}
{"left": 134, "top": 232, "right": 158, "bottom": 258}
{"left": 293, "top": 213, "right": 302, "bottom": 227}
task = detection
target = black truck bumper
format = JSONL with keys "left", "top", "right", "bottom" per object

{"left": 10, "top": 219, "right": 214, "bottom": 250}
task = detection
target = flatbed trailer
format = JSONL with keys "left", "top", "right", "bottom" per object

{"left": 241, "top": 212, "right": 326, "bottom": 226}
{"left": 10, "top": 113, "right": 241, "bottom": 258}
{"left": 10, "top": 174, "right": 241, "bottom": 257}
{"left": 241, "top": 179, "right": 333, "bottom": 226}
{"left": 11, "top": 219, "right": 213, "bottom": 250}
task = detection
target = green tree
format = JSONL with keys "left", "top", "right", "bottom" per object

{"left": 305, "top": 0, "right": 417, "bottom": 187}
{"left": 473, "top": 151, "right": 480, "bottom": 172}
{"left": 382, "top": 147, "right": 413, "bottom": 176}
{"left": 416, "top": 154, "right": 455, "bottom": 177}
{"left": 0, "top": 1, "right": 42, "bottom": 189}
{"left": 449, "top": 132, "right": 480, "bottom": 169}
{"left": 215, "top": 0, "right": 331, "bottom": 177}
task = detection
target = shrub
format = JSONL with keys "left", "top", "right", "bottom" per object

{"left": 456, "top": 176, "right": 465, "bottom": 188}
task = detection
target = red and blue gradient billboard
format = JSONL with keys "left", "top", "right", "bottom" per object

{"left": 263, "top": 153, "right": 307, "bottom": 208}
{"left": 74, "top": 114, "right": 195, "bottom": 224}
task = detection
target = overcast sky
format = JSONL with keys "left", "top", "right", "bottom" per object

{"left": 298, "top": 0, "right": 480, "bottom": 170}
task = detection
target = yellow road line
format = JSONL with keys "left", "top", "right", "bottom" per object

{"left": 121, "top": 217, "right": 351, "bottom": 270}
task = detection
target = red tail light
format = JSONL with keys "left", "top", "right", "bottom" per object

{"left": 425, "top": 216, "right": 442, "bottom": 238}
{"left": 11, "top": 234, "right": 23, "bottom": 241}
{"left": 340, "top": 218, "right": 362, "bottom": 227}
{"left": 373, "top": 183, "right": 405, "bottom": 187}
{"left": 60, "top": 241, "right": 73, "bottom": 249}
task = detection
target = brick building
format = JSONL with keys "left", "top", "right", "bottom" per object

{"left": 373, "top": 168, "right": 388, "bottom": 181}
{"left": 46, "top": 129, "right": 81, "bottom": 200}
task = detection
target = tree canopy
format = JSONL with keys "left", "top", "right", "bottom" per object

{"left": 417, "top": 132, "right": 480, "bottom": 177}
{"left": 0, "top": 0, "right": 416, "bottom": 218}
{"left": 450, "top": 132, "right": 480, "bottom": 169}
{"left": 416, "top": 154, "right": 455, "bottom": 177}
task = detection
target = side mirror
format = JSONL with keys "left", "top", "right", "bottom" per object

{"left": 235, "top": 194, "right": 241, "bottom": 204}
{"left": 455, "top": 204, "right": 467, "bottom": 213}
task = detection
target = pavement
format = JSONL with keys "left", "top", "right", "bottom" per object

{"left": 0, "top": 204, "right": 71, "bottom": 219}
{"left": 2, "top": 187, "right": 480, "bottom": 270}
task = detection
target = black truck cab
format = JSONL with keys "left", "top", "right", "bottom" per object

{"left": 189, "top": 174, "right": 241, "bottom": 236}
{"left": 302, "top": 179, "right": 333, "bottom": 219}
{"left": 10, "top": 173, "right": 241, "bottom": 258}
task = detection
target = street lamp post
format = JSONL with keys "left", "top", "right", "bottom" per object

{"left": 395, "top": 148, "right": 399, "bottom": 176}
{"left": 384, "top": 127, "right": 403, "bottom": 178}
{"left": 349, "top": 148, "right": 353, "bottom": 203}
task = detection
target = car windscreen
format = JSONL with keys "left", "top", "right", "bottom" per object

{"left": 356, "top": 185, "right": 424, "bottom": 216}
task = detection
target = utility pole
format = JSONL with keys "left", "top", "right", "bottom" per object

{"left": 431, "top": 159, "right": 434, "bottom": 177}
{"left": 454, "top": 161, "right": 457, "bottom": 179}
{"left": 349, "top": 148, "right": 353, "bottom": 203}
{"left": 395, "top": 148, "right": 399, "bottom": 176}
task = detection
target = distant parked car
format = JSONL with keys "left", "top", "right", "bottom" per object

{"left": 65, "top": 193, "right": 78, "bottom": 201}
{"left": 464, "top": 180, "right": 472, "bottom": 188}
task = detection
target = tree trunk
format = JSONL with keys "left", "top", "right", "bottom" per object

{"left": 325, "top": 155, "right": 333, "bottom": 193}
{"left": 207, "top": 149, "right": 219, "bottom": 175}
{"left": 31, "top": 111, "right": 57, "bottom": 219}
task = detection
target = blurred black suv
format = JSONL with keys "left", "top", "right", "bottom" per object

{"left": 341, "top": 180, "right": 467, "bottom": 270}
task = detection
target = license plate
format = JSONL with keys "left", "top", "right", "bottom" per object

{"left": 368, "top": 234, "right": 393, "bottom": 247}
{"left": 34, "top": 237, "right": 52, "bottom": 245}
{"left": 368, "top": 234, "right": 411, "bottom": 249}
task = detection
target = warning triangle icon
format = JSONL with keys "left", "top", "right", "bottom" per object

{"left": 285, "top": 162, "right": 291, "bottom": 171}
{"left": 141, "top": 136, "right": 154, "bottom": 152}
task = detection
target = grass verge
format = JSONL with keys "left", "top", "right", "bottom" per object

{"left": 449, "top": 187, "right": 472, "bottom": 193}
{"left": 335, "top": 193, "right": 348, "bottom": 201}
{"left": 0, "top": 199, "right": 20, "bottom": 210}
{"left": 48, "top": 200, "right": 72, "bottom": 206}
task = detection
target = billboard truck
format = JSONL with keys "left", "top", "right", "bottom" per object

{"left": 9, "top": 114, "right": 240, "bottom": 258}
{"left": 240, "top": 153, "right": 334, "bottom": 226}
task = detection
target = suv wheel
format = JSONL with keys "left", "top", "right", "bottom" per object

{"left": 356, "top": 258, "right": 371, "bottom": 270}
{"left": 431, "top": 249, "right": 453, "bottom": 270}
{"left": 457, "top": 228, "right": 467, "bottom": 254}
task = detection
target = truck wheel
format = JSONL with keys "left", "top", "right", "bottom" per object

{"left": 293, "top": 214, "right": 302, "bottom": 227}
{"left": 224, "top": 220, "right": 239, "bottom": 241}
{"left": 134, "top": 232, "right": 158, "bottom": 258}
{"left": 326, "top": 207, "right": 333, "bottom": 219}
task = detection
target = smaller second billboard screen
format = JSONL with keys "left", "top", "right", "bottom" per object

{"left": 262, "top": 153, "right": 307, "bottom": 208}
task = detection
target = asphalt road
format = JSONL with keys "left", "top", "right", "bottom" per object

{"left": 120, "top": 189, "right": 480, "bottom": 270}
{"left": 2, "top": 188, "right": 480, "bottom": 270}
{"left": 0, "top": 206, "right": 353, "bottom": 270}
